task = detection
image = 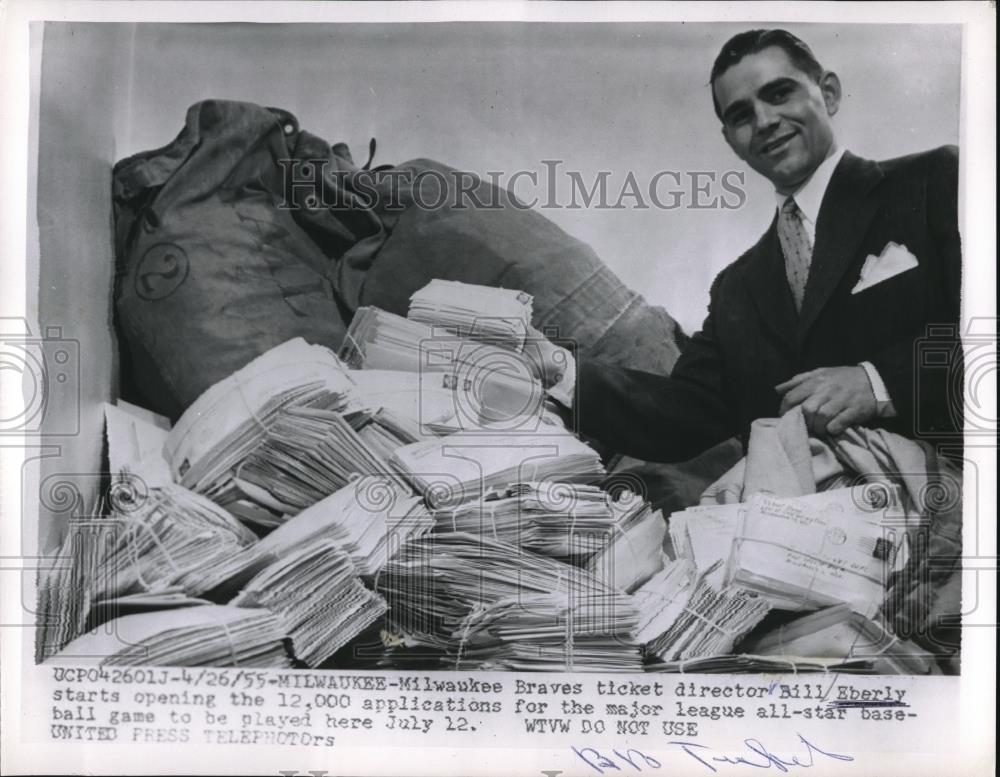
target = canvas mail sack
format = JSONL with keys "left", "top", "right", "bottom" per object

{"left": 113, "top": 100, "right": 686, "bottom": 419}
{"left": 113, "top": 101, "right": 359, "bottom": 419}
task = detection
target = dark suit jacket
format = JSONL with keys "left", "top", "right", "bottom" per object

{"left": 577, "top": 147, "right": 963, "bottom": 462}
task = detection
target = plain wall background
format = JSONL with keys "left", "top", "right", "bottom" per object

{"left": 34, "top": 23, "right": 134, "bottom": 554}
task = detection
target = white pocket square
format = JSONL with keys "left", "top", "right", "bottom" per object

{"left": 852, "top": 242, "right": 918, "bottom": 294}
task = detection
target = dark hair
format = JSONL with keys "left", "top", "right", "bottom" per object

{"left": 710, "top": 29, "right": 824, "bottom": 120}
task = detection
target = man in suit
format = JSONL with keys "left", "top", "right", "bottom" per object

{"left": 533, "top": 28, "right": 962, "bottom": 463}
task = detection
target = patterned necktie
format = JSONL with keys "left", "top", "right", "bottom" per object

{"left": 776, "top": 197, "right": 813, "bottom": 312}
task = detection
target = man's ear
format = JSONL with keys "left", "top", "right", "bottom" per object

{"left": 819, "top": 70, "right": 842, "bottom": 117}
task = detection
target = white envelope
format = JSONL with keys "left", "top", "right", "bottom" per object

{"left": 852, "top": 241, "right": 919, "bottom": 294}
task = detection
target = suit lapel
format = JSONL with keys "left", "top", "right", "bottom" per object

{"left": 742, "top": 216, "right": 800, "bottom": 353}
{"left": 797, "top": 152, "right": 885, "bottom": 342}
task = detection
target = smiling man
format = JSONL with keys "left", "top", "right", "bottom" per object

{"left": 534, "top": 28, "right": 963, "bottom": 461}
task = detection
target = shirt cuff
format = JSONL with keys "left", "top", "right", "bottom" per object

{"left": 859, "top": 361, "right": 897, "bottom": 418}
{"left": 546, "top": 351, "right": 577, "bottom": 408}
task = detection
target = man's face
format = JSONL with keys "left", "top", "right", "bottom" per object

{"left": 713, "top": 46, "right": 840, "bottom": 194}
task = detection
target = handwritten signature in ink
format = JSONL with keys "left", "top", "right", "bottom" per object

{"left": 670, "top": 734, "right": 853, "bottom": 773}
{"left": 572, "top": 734, "right": 853, "bottom": 773}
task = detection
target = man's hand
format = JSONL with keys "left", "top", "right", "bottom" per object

{"left": 776, "top": 365, "right": 878, "bottom": 436}
{"left": 524, "top": 325, "right": 571, "bottom": 389}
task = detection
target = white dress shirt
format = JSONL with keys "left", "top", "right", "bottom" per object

{"left": 774, "top": 146, "right": 846, "bottom": 246}
{"left": 775, "top": 146, "right": 895, "bottom": 417}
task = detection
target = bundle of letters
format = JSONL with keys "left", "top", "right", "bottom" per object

{"left": 339, "top": 303, "right": 545, "bottom": 430}
{"left": 633, "top": 559, "right": 772, "bottom": 666}
{"left": 163, "top": 339, "right": 412, "bottom": 527}
{"left": 669, "top": 491, "right": 903, "bottom": 617}
{"left": 91, "top": 483, "right": 259, "bottom": 600}
{"left": 37, "top": 516, "right": 117, "bottom": 662}
{"left": 660, "top": 492, "right": 931, "bottom": 672}
{"left": 390, "top": 428, "right": 607, "bottom": 509}
{"left": 587, "top": 498, "right": 669, "bottom": 592}
{"left": 662, "top": 408, "right": 938, "bottom": 672}
{"left": 339, "top": 306, "right": 525, "bottom": 374}
{"left": 229, "top": 540, "right": 388, "bottom": 667}
{"left": 40, "top": 279, "right": 928, "bottom": 673}
{"left": 53, "top": 605, "right": 292, "bottom": 667}
{"left": 407, "top": 279, "right": 534, "bottom": 351}
{"left": 431, "top": 482, "right": 618, "bottom": 558}
{"left": 375, "top": 532, "right": 644, "bottom": 672}
{"left": 229, "top": 480, "right": 433, "bottom": 581}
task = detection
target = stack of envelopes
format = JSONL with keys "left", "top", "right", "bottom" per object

{"left": 587, "top": 500, "right": 668, "bottom": 592}
{"left": 230, "top": 540, "right": 387, "bottom": 667}
{"left": 55, "top": 281, "right": 930, "bottom": 674}
{"left": 231, "top": 403, "right": 412, "bottom": 520}
{"left": 452, "top": 592, "right": 643, "bottom": 672}
{"left": 165, "top": 338, "right": 355, "bottom": 488}
{"left": 431, "top": 482, "right": 617, "bottom": 558}
{"left": 670, "top": 486, "right": 904, "bottom": 618}
{"left": 455, "top": 639, "right": 645, "bottom": 673}
{"left": 377, "top": 532, "right": 640, "bottom": 670}
{"left": 36, "top": 516, "right": 118, "bottom": 660}
{"left": 635, "top": 558, "right": 771, "bottom": 663}
{"left": 87, "top": 590, "right": 211, "bottom": 631}
{"left": 340, "top": 306, "right": 529, "bottom": 372}
{"left": 229, "top": 479, "right": 432, "bottom": 582}
{"left": 725, "top": 488, "right": 903, "bottom": 617}
{"left": 741, "top": 603, "right": 937, "bottom": 674}
{"left": 339, "top": 306, "right": 543, "bottom": 427}
{"left": 344, "top": 369, "right": 463, "bottom": 435}
{"left": 407, "top": 279, "right": 533, "bottom": 351}
{"left": 390, "top": 429, "right": 605, "bottom": 509}
{"left": 92, "top": 484, "right": 258, "bottom": 600}
{"left": 668, "top": 502, "right": 744, "bottom": 589}
{"left": 49, "top": 605, "right": 292, "bottom": 667}
{"left": 163, "top": 343, "right": 416, "bottom": 526}
{"left": 644, "top": 654, "right": 877, "bottom": 674}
